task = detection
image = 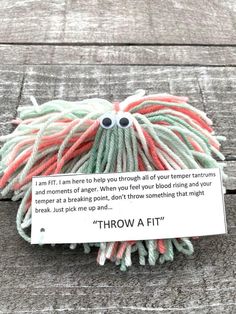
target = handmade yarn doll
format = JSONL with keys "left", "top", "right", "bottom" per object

{"left": 0, "top": 90, "right": 226, "bottom": 270}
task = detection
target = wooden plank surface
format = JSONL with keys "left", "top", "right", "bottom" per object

{"left": 0, "top": 45, "right": 236, "bottom": 66}
{"left": 0, "top": 0, "right": 236, "bottom": 44}
{"left": 0, "top": 195, "right": 235, "bottom": 313}
{"left": 0, "top": 0, "right": 235, "bottom": 313}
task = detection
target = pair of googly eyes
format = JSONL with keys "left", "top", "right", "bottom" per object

{"left": 100, "top": 112, "right": 133, "bottom": 129}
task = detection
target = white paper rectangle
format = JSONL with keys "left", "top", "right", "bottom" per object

{"left": 31, "top": 168, "right": 227, "bottom": 244}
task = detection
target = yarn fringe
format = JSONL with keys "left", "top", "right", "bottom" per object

{"left": 84, "top": 238, "right": 193, "bottom": 271}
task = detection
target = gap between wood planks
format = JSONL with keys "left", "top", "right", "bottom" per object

{"left": 0, "top": 44, "right": 236, "bottom": 66}
{"left": 0, "top": 43, "right": 236, "bottom": 47}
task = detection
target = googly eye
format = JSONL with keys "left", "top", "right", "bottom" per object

{"left": 116, "top": 112, "right": 133, "bottom": 128}
{"left": 99, "top": 112, "right": 116, "bottom": 129}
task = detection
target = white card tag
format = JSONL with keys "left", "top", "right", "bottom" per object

{"left": 31, "top": 168, "right": 227, "bottom": 244}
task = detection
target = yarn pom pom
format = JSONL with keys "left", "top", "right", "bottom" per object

{"left": 0, "top": 91, "right": 226, "bottom": 270}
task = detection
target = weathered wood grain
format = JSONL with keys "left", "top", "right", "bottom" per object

{"left": 0, "top": 0, "right": 236, "bottom": 44}
{"left": 1, "top": 44, "right": 236, "bottom": 65}
{"left": 0, "top": 0, "right": 235, "bottom": 313}
{"left": 224, "top": 161, "right": 236, "bottom": 191}
{"left": 0, "top": 195, "right": 235, "bottom": 313}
